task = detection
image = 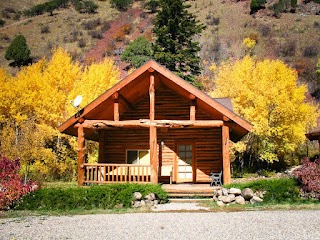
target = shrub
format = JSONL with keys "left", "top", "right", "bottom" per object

{"left": 0, "top": 156, "right": 38, "bottom": 210}
{"left": 144, "top": 0, "right": 159, "bottom": 13}
{"left": 226, "top": 178, "right": 301, "bottom": 204}
{"left": 121, "top": 36, "right": 153, "bottom": 68}
{"left": 78, "top": 38, "right": 86, "bottom": 48}
{"left": 101, "top": 21, "right": 111, "bottom": 32}
{"left": 206, "top": 12, "right": 220, "bottom": 26}
{"left": 250, "top": 0, "right": 266, "bottom": 14}
{"left": 5, "top": 34, "right": 31, "bottom": 66}
{"left": 0, "top": 19, "right": 5, "bottom": 27}
{"left": 113, "top": 24, "right": 132, "bottom": 42}
{"left": 110, "top": 0, "right": 133, "bottom": 11}
{"left": 294, "top": 157, "right": 320, "bottom": 199}
{"left": 314, "top": 21, "right": 320, "bottom": 29}
{"left": 15, "top": 183, "right": 168, "bottom": 210}
{"left": 303, "top": 45, "right": 318, "bottom": 58}
{"left": 82, "top": 1, "right": 99, "bottom": 13}
{"left": 89, "top": 30, "right": 103, "bottom": 39}
{"left": 82, "top": 18, "right": 101, "bottom": 30}
{"left": 277, "top": 40, "right": 296, "bottom": 57}
{"left": 259, "top": 25, "right": 271, "bottom": 37}
{"left": 41, "top": 25, "right": 50, "bottom": 34}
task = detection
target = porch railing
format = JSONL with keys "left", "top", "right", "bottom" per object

{"left": 83, "top": 163, "right": 151, "bottom": 184}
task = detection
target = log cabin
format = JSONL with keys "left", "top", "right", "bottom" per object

{"left": 58, "top": 60, "right": 252, "bottom": 186}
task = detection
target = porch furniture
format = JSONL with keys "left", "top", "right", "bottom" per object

{"left": 209, "top": 171, "right": 222, "bottom": 186}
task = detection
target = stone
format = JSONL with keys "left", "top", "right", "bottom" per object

{"left": 242, "top": 188, "right": 254, "bottom": 200}
{"left": 216, "top": 189, "right": 223, "bottom": 196}
{"left": 235, "top": 196, "right": 245, "bottom": 205}
{"left": 140, "top": 200, "right": 146, "bottom": 206}
{"left": 250, "top": 196, "right": 263, "bottom": 204}
{"left": 153, "top": 200, "right": 159, "bottom": 205}
{"left": 255, "top": 190, "right": 266, "bottom": 199}
{"left": 145, "top": 193, "right": 156, "bottom": 201}
{"left": 222, "top": 188, "right": 229, "bottom": 196}
{"left": 217, "top": 201, "right": 225, "bottom": 207}
{"left": 229, "top": 188, "right": 242, "bottom": 195}
{"left": 218, "top": 195, "right": 225, "bottom": 201}
{"left": 222, "top": 194, "right": 235, "bottom": 203}
{"left": 133, "top": 201, "right": 142, "bottom": 208}
{"left": 133, "top": 192, "right": 142, "bottom": 201}
{"left": 212, "top": 195, "right": 218, "bottom": 202}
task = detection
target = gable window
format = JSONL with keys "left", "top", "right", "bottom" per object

{"left": 126, "top": 150, "right": 150, "bottom": 165}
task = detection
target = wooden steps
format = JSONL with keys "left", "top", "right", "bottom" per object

{"left": 162, "top": 184, "right": 220, "bottom": 198}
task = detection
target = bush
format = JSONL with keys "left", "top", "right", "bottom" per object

{"left": 78, "top": 38, "right": 86, "bottom": 48}
{"left": 294, "top": 157, "right": 320, "bottom": 199}
{"left": 89, "top": 30, "right": 103, "bottom": 39}
{"left": 225, "top": 178, "right": 301, "bottom": 204}
{"left": 250, "top": 0, "right": 266, "bottom": 14}
{"left": 277, "top": 40, "right": 296, "bottom": 57}
{"left": 144, "top": 0, "right": 159, "bottom": 13}
{"left": 0, "top": 156, "right": 38, "bottom": 210}
{"left": 41, "top": 25, "right": 50, "bottom": 34}
{"left": 303, "top": 45, "right": 318, "bottom": 58}
{"left": 15, "top": 183, "right": 168, "bottom": 210}
{"left": 121, "top": 36, "right": 153, "bottom": 68}
{"left": 5, "top": 34, "right": 31, "bottom": 66}
{"left": 82, "top": 18, "right": 101, "bottom": 30}
{"left": 0, "top": 19, "right": 5, "bottom": 27}
{"left": 110, "top": 0, "right": 133, "bottom": 11}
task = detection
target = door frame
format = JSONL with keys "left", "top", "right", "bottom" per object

{"left": 174, "top": 141, "right": 196, "bottom": 183}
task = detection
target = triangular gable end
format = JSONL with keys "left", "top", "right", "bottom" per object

{"left": 58, "top": 60, "right": 252, "bottom": 142}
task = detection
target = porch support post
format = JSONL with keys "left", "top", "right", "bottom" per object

{"left": 190, "top": 99, "right": 196, "bottom": 121}
{"left": 77, "top": 126, "right": 85, "bottom": 186}
{"left": 113, "top": 92, "right": 119, "bottom": 121}
{"left": 222, "top": 124, "right": 231, "bottom": 184}
{"left": 149, "top": 69, "right": 158, "bottom": 183}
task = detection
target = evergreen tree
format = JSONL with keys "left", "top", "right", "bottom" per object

{"left": 5, "top": 35, "right": 31, "bottom": 66}
{"left": 152, "top": 0, "right": 205, "bottom": 87}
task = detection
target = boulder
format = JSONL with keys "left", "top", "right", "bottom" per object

{"left": 217, "top": 201, "right": 225, "bottom": 207}
{"left": 235, "top": 196, "right": 246, "bottom": 205}
{"left": 255, "top": 190, "right": 265, "bottom": 199}
{"left": 250, "top": 196, "right": 263, "bottom": 204}
{"left": 222, "top": 188, "right": 229, "bottom": 196}
{"left": 218, "top": 195, "right": 225, "bottom": 201}
{"left": 216, "top": 189, "right": 223, "bottom": 197}
{"left": 133, "top": 201, "right": 142, "bottom": 208}
{"left": 133, "top": 192, "right": 142, "bottom": 201}
{"left": 229, "top": 188, "right": 242, "bottom": 195}
{"left": 222, "top": 194, "right": 235, "bottom": 203}
{"left": 145, "top": 193, "right": 156, "bottom": 201}
{"left": 242, "top": 188, "right": 254, "bottom": 200}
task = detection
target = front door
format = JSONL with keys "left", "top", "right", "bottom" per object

{"left": 176, "top": 143, "right": 193, "bottom": 183}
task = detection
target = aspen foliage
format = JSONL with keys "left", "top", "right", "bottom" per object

{"left": 211, "top": 56, "right": 318, "bottom": 164}
{"left": 0, "top": 48, "right": 120, "bottom": 180}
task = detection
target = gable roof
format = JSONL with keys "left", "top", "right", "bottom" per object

{"left": 58, "top": 60, "right": 252, "bottom": 142}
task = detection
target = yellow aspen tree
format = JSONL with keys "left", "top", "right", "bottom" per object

{"left": 211, "top": 56, "right": 318, "bottom": 164}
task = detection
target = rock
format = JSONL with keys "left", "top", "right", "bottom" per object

{"left": 133, "top": 201, "right": 142, "bottom": 208}
{"left": 242, "top": 188, "right": 254, "bottom": 200}
{"left": 140, "top": 200, "right": 146, "bottom": 206}
{"left": 217, "top": 201, "right": 225, "bottom": 207}
{"left": 133, "top": 192, "right": 142, "bottom": 201}
{"left": 218, "top": 195, "right": 225, "bottom": 201}
{"left": 222, "top": 188, "right": 229, "bottom": 196}
{"left": 255, "top": 190, "right": 266, "bottom": 199}
{"left": 222, "top": 194, "right": 235, "bottom": 203}
{"left": 216, "top": 189, "right": 223, "bottom": 197}
{"left": 145, "top": 193, "right": 156, "bottom": 201}
{"left": 153, "top": 200, "right": 159, "bottom": 205}
{"left": 235, "top": 196, "right": 245, "bottom": 205}
{"left": 115, "top": 204, "right": 123, "bottom": 209}
{"left": 229, "top": 188, "right": 242, "bottom": 195}
{"left": 250, "top": 196, "right": 263, "bottom": 204}
{"left": 213, "top": 195, "right": 218, "bottom": 202}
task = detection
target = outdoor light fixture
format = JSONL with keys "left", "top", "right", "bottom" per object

{"left": 161, "top": 140, "right": 165, "bottom": 150}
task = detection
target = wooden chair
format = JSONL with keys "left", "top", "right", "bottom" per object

{"left": 209, "top": 171, "right": 222, "bottom": 186}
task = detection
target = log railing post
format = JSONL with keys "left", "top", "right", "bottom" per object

{"left": 77, "top": 126, "right": 86, "bottom": 186}
{"left": 149, "top": 69, "right": 158, "bottom": 184}
{"left": 222, "top": 125, "right": 231, "bottom": 184}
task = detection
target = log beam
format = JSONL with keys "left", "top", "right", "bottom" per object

{"left": 222, "top": 125, "right": 231, "bottom": 184}
{"left": 77, "top": 126, "right": 86, "bottom": 186}
{"left": 75, "top": 119, "right": 224, "bottom": 129}
{"left": 113, "top": 94, "right": 119, "bottom": 121}
{"left": 190, "top": 100, "right": 196, "bottom": 121}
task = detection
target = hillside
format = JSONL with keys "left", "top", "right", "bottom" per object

{"left": 0, "top": 0, "right": 319, "bottom": 94}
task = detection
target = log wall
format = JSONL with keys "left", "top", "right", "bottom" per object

{"left": 121, "top": 87, "right": 211, "bottom": 120}
{"left": 100, "top": 128, "right": 222, "bottom": 182}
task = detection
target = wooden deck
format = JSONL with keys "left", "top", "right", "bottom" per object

{"left": 162, "top": 184, "right": 221, "bottom": 198}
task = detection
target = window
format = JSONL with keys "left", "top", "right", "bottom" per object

{"left": 126, "top": 150, "right": 150, "bottom": 164}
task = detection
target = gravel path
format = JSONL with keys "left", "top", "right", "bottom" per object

{"left": 1, "top": 210, "right": 320, "bottom": 240}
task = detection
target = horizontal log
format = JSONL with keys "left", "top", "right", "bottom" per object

{"left": 75, "top": 119, "right": 224, "bottom": 129}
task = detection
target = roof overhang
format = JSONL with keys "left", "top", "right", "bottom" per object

{"left": 58, "top": 60, "right": 253, "bottom": 142}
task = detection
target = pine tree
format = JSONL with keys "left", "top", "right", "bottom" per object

{"left": 152, "top": 0, "right": 205, "bottom": 87}
{"left": 5, "top": 35, "right": 31, "bottom": 66}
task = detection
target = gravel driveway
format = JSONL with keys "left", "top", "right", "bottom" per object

{"left": 1, "top": 210, "right": 320, "bottom": 240}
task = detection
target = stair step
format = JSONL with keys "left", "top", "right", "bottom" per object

{"left": 168, "top": 193, "right": 213, "bottom": 197}
{"left": 169, "top": 198, "right": 211, "bottom": 203}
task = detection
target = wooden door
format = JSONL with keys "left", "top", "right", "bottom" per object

{"left": 176, "top": 143, "right": 194, "bottom": 183}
